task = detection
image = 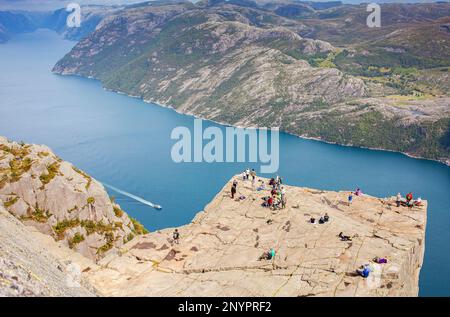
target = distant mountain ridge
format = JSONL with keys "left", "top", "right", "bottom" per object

{"left": 1, "top": 1, "right": 449, "bottom": 164}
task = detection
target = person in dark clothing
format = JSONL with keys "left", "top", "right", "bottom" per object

{"left": 173, "top": 229, "right": 180, "bottom": 244}
{"left": 339, "top": 232, "right": 352, "bottom": 241}
{"left": 231, "top": 183, "right": 237, "bottom": 199}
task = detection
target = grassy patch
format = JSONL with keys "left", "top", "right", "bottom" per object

{"left": 39, "top": 162, "right": 60, "bottom": 186}
{"left": 113, "top": 206, "right": 124, "bottom": 218}
{"left": 53, "top": 218, "right": 80, "bottom": 240}
{"left": 72, "top": 166, "right": 92, "bottom": 189}
{"left": 80, "top": 220, "right": 114, "bottom": 235}
{"left": 68, "top": 233, "right": 85, "bottom": 249}
{"left": 4, "top": 196, "right": 19, "bottom": 208}
{"left": 130, "top": 217, "right": 149, "bottom": 235}
{"left": 22, "top": 207, "right": 52, "bottom": 223}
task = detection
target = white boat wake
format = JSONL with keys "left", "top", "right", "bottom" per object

{"left": 102, "top": 183, "right": 162, "bottom": 210}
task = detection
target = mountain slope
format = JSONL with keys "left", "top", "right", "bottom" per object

{"left": 52, "top": 1, "right": 450, "bottom": 164}
{"left": 0, "top": 137, "right": 148, "bottom": 261}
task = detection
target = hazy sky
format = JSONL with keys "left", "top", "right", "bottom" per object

{"left": 0, "top": 0, "right": 445, "bottom": 11}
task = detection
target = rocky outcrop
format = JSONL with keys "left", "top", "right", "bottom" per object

{"left": 0, "top": 161, "right": 426, "bottom": 296}
{"left": 0, "top": 201, "right": 96, "bottom": 296}
{"left": 0, "top": 137, "right": 145, "bottom": 261}
{"left": 82, "top": 176, "right": 426, "bottom": 296}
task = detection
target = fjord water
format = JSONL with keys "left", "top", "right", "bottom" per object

{"left": 0, "top": 30, "right": 449, "bottom": 296}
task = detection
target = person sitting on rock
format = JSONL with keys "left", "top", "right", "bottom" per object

{"left": 339, "top": 232, "right": 352, "bottom": 241}
{"left": 259, "top": 248, "right": 276, "bottom": 261}
{"left": 173, "top": 229, "right": 180, "bottom": 244}
{"left": 406, "top": 192, "right": 413, "bottom": 203}
{"left": 267, "top": 196, "right": 274, "bottom": 207}
{"left": 356, "top": 264, "right": 372, "bottom": 278}
{"left": 373, "top": 256, "right": 388, "bottom": 264}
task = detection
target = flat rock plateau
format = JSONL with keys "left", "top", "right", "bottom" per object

{"left": 0, "top": 139, "right": 427, "bottom": 297}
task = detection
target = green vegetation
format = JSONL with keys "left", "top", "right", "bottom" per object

{"left": 4, "top": 196, "right": 19, "bottom": 208}
{"left": 53, "top": 219, "right": 80, "bottom": 240}
{"left": 130, "top": 217, "right": 149, "bottom": 235}
{"left": 22, "top": 207, "right": 52, "bottom": 223}
{"left": 51, "top": 1, "right": 450, "bottom": 163}
{"left": 113, "top": 206, "right": 124, "bottom": 218}
{"left": 80, "top": 220, "right": 114, "bottom": 236}
{"left": 72, "top": 166, "right": 92, "bottom": 189}
{"left": 68, "top": 233, "right": 85, "bottom": 249}
{"left": 39, "top": 162, "right": 60, "bottom": 186}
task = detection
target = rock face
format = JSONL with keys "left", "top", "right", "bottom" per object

{"left": 0, "top": 137, "right": 145, "bottom": 261}
{"left": 82, "top": 176, "right": 426, "bottom": 297}
{"left": 51, "top": 1, "right": 450, "bottom": 164}
{"left": 0, "top": 156, "right": 426, "bottom": 296}
{"left": 0, "top": 202, "right": 96, "bottom": 296}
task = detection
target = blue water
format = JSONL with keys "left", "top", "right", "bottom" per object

{"left": 0, "top": 30, "right": 449, "bottom": 296}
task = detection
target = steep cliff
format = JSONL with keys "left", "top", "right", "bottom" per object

{"left": 83, "top": 176, "right": 427, "bottom": 296}
{"left": 0, "top": 138, "right": 427, "bottom": 296}
{"left": 0, "top": 136, "right": 146, "bottom": 261}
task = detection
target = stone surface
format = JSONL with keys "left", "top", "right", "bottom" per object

{"left": 0, "top": 201, "right": 96, "bottom": 296}
{"left": 0, "top": 137, "right": 427, "bottom": 296}
{"left": 0, "top": 136, "right": 143, "bottom": 261}
{"left": 84, "top": 176, "right": 426, "bottom": 297}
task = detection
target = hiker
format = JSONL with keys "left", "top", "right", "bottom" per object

{"left": 339, "top": 232, "right": 352, "bottom": 241}
{"left": 396, "top": 193, "right": 402, "bottom": 207}
{"left": 355, "top": 188, "right": 362, "bottom": 196}
{"left": 245, "top": 168, "right": 250, "bottom": 180}
{"left": 323, "top": 213, "right": 329, "bottom": 222}
{"left": 319, "top": 216, "right": 325, "bottom": 224}
{"left": 348, "top": 192, "right": 353, "bottom": 206}
{"left": 259, "top": 248, "right": 276, "bottom": 261}
{"left": 373, "top": 256, "right": 388, "bottom": 264}
{"left": 269, "top": 178, "right": 275, "bottom": 186}
{"left": 250, "top": 169, "right": 256, "bottom": 181}
{"left": 231, "top": 180, "right": 237, "bottom": 199}
{"left": 173, "top": 229, "right": 180, "bottom": 244}
{"left": 356, "top": 264, "right": 372, "bottom": 278}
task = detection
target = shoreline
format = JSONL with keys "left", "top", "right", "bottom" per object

{"left": 54, "top": 71, "right": 450, "bottom": 168}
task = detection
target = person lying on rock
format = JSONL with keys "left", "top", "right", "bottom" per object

{"left": 259, "top": 248, "right": 276, "bottom": 261}
{"left": 373, "top": 256, "right": 388, "bottom": 264}
{"left": 339, "top": 232, "right": 352, "bottom": 241}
